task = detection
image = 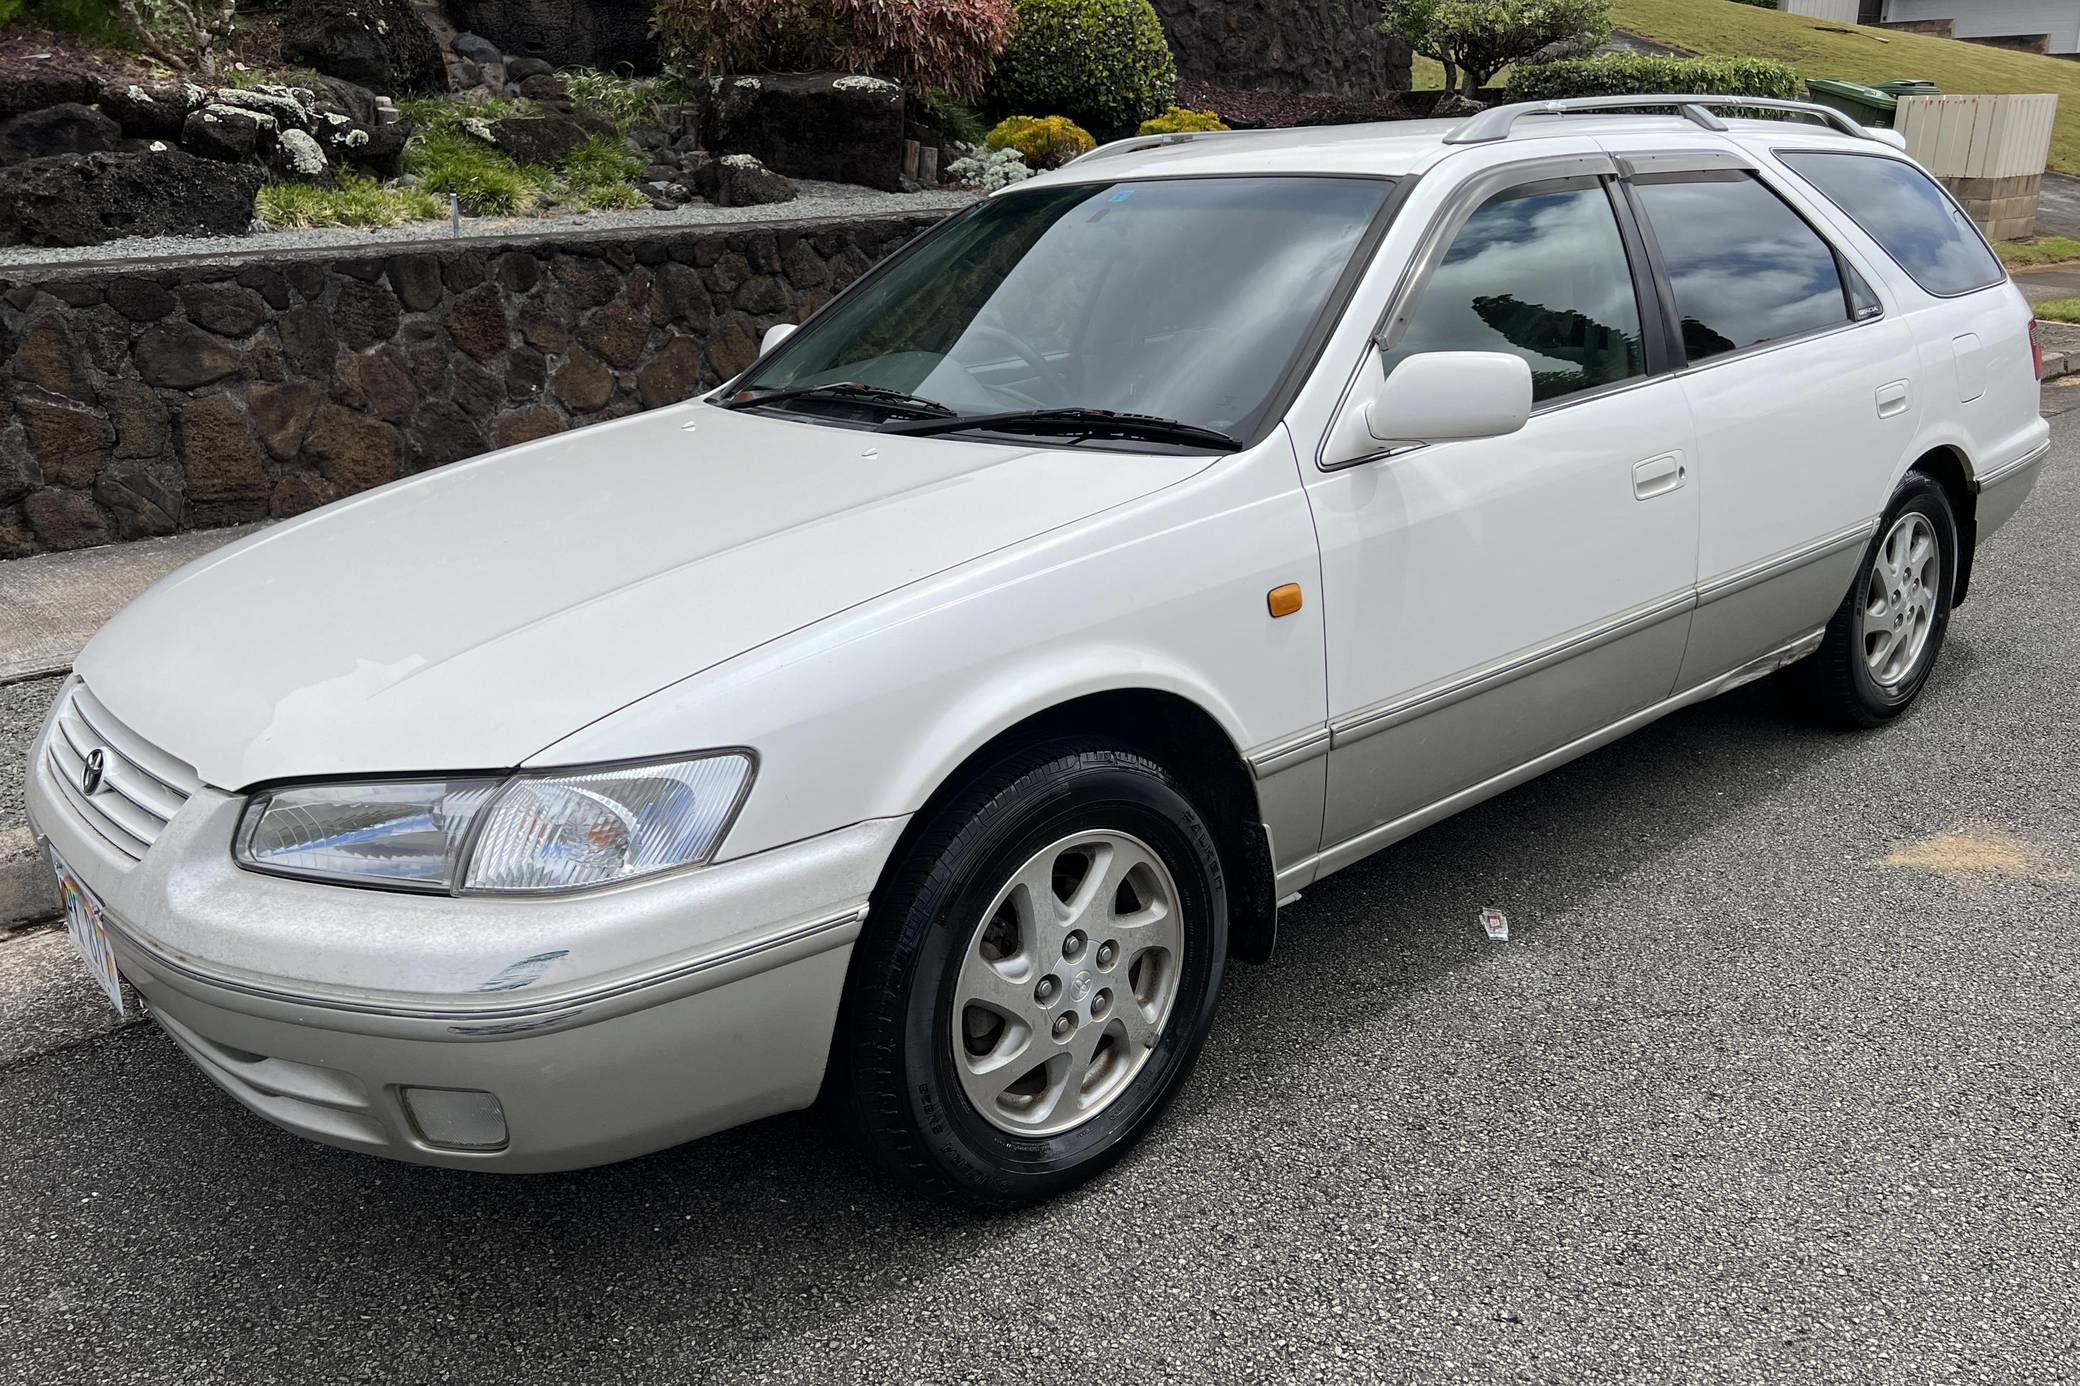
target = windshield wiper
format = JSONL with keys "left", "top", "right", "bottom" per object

{"left": 879, "top": 407, "right": 1240, "bottom": 450}
{"left": 720, "top": 381, "right": 956, "bottom": 418}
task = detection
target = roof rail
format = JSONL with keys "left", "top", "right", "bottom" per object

{"left": 1443, "top": 94, "right": 1883, "bottom": 145}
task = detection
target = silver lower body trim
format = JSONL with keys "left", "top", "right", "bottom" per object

{"left": 1278, "top": 628, "right": 1824, "bottom": 892}
{"left": 1973, "top": 438, "right": 2051, "bottom": 491}
{"left": 100, "top": 904, "right": 868, "bottom": 1027}
{"left": 1695, "top": 518, "right": 1878, "bottom": 606}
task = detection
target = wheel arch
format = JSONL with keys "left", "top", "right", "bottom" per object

{"left": 1907, "top": 444, "right": 1978, "bottom": 606}
{"left": 878, "top": 687, "right": 1280, "bottom": 966}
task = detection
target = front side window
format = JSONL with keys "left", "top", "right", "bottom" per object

{"left": 1632, "top": 171, "right": 1849, "bottom": 362}
{"left": 732, "top": 176, "right": 1392, "bottom": 444}
{"left": 1380, "top": 178, "right": 1646, "bottom": 404}
{"left": 1777, "top": 150, "right": 2003, "bottom": 297}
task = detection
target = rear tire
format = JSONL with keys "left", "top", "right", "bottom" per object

{"left": 1778, "top": 472, "right": 1958, "bottom": 727}
{"left": 835, "top": 742, "right": 1228, "bottom": 1210}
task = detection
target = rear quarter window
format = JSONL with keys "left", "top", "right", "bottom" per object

{"left": 1778, "top": 151, "right": 2004, "bottom": 298}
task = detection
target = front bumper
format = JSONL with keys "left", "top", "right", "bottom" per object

{"left": 27, "top": 737, "right": 907, "bottom": 1172}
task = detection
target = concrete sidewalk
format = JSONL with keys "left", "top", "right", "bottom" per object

{"left": 0, "top": 526, "right": 255, "bottom": 688}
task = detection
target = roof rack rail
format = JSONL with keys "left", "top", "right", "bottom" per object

{"left": 1443, "top": 94, "right": 1882, "bottom": 145}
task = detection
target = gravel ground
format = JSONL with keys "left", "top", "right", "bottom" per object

{"left": 0, "top": 182, "right": 975, "bottom": 271}
{"left": 0, "top": 678, "right": 60, "bottom": 834}
{"left": 0, "top": 410, "right": 2073, "bottom": 1384}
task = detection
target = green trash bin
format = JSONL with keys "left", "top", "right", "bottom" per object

{"left": 1875, "top": 78, "right": 1942, "bottom": 100}
{"left": 1807, "top": 77, "right": 1899, "bottom": 127}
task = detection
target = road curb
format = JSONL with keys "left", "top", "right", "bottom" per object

{"left": 0, "top": 826, "right": 56, "bottom": 932}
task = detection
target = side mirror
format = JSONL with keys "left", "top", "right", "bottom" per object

{"left": 761, "top": 322, "right": 797, "bottom": 355}
{"left": 1324, "top": 350, "right": 1533, "bottom": 466}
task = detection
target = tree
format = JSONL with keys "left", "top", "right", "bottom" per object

{"left": 1382, "top": 0, "right": 1612, "bottom": 97}
{"left": 112, "top": 0, "right": 241, "bottom": 80}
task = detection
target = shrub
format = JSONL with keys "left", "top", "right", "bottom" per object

{"left": 110, "top": 0, "right": 241, "bottom": 78}
{"left": 1382, "top": 0, "right": 1611, "bottom": 97}
{"left": 986, "top": 114, "right": 1096, "bottom": 168}
{"left": 911, "top": 87, "right": 990, "bottom": 146}
{"left": 653, "top": 0, "right": 1014, "bottom": 101}
{"left": 990, "top": 0, "right": 1177, "bottom": 135}
{"left": 1138, "top": 105, "right": 1226, "bottom": 135}
{"left": 257, "top": 174, "right": 445, "bottom": 229}
{"left": 945, "top": 142, "right": 1034, "bottom": 190}
{"left": 0, "top": 0, "right": 138, "bottom": 47}
{"left": 1504, "top": 53, "right": 1802, "bottom": 103}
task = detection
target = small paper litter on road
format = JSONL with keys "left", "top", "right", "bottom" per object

{"left": 1480, "top": 908, "right": 1508, "bottom": 941}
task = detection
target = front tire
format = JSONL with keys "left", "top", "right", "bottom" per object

{"left": 1780, "top": 471, "right": 1958, "bottom": 726}
{"left": 835, "top": 742, "right": 1228, "bottom": 1210}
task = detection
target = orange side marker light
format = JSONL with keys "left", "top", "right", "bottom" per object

{"left": 1267, "top": 583, "right": 1303, "bottom": 618}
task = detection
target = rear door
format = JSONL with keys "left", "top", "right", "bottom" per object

{"left": 1613, "top": 151, "right": 1920, "bottom": 685}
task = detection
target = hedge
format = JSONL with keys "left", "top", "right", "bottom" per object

{"left": 1503, "top": 54, "right": 1803, "bottom": 104}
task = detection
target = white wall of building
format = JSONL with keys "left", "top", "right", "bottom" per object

{"left": 1783, "top": 0, "right": 1860, "bottom": 22}
{"left": 1883, "top": 0, "right": 2080, "bottom": 54}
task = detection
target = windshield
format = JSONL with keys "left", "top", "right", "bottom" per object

{"left": 730, "top": 175, "right": 1393, "bottom": 444}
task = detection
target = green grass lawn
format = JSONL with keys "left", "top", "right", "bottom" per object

{"left": 1413, "top": 0, "right": 2080, "bottom": 173}
{"left": 1994, "top": 235, "right": 2080, "bottom": 267}
{"left": 2032, "top": 295, "right": 2080, "bottom": 321}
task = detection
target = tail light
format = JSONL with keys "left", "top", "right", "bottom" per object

{"left": 2030, "top": 318, "right": 2044, "bottom": 380}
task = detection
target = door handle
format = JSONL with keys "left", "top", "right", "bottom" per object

{"left": 1876, "top": 380, "right": 1910, "bottom": 418}
{"left": 1632, "top": 451, "right": 1686, "bottom": 500}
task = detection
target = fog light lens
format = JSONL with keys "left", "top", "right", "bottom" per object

{"left": 401, "top": 1087, "right": 509, "bottom": 1151}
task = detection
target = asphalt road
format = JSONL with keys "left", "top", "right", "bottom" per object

{"left": 3, "top": 407, "right": 2077, "bottom": 1385}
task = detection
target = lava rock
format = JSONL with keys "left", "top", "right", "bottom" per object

{"left": 299, "top": 75, "right": 383, "bottom": 127}
{"left": 0, "top": 102, "right": 121, "bottom": 165}
{"left": 517, "top": 72, "right": 568, "bottom": 102}
{"left": 98, "top": 81, "right": 206, "bottom": 139}
{"left": 702, "top": 153, "right": 796, "bottom": 208}
{"left": 0, "top": 68, "right": 100, "bottom": 120}
{"left": 182, "top": 104, "right": 274, "bottom": 162}
{"left": 314, "top": 112, "right": 411, "bottom": 177}
{"left": 281, "top": 0, "right": 447, "bottom": 96}
{"left": 275, "top": 128, "right": 329, "bottom": 176}
{"left": 452, "top": 32, "right": 504, "bottom": 67}
{"left": 211, "top": 85, "right": 313, "bottom": 131}
{"left": 446, "top": 0, "right": 657, "bottom": 72}
{"left": 0, "top": 150, "right": 263, "bottom": 248}
{"left": 504, "top": 56, "right": 554, "bottom": 83}
{"left": 490, "top": 111, "right": 608, "bottom": 165}
{"left": 706, "top": 72, "right": 905, "bottom": 192}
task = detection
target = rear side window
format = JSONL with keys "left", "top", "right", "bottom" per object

{"left": 1632, "top": 171, "right": 1849, "bottom": 362}
{"left": 1777, "top": 150, "right": 2003, "bottom": 297}
{"left": 1380, "top": 177, "right": 1646, "bottom": 404}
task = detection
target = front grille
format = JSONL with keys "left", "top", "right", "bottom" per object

{"left": 43, "top": 678, "right": 200, "bottom": 861}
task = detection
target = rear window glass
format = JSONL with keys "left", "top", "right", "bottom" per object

{"left": 1779, "top": 151, "right": 2003, "bottom": 297}
{"left": 1632, "top": 171, "right": 1849, "bottom": 362}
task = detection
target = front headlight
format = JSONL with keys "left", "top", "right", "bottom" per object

{"left": 235, "top": 752, "right": 755, "bottom": 895}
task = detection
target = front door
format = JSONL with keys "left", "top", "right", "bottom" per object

{"left": 1303, "top": 164, "right": 1701, "bottom": 860}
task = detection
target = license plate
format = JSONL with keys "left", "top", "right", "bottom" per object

{"left": 46, "top": 843, "right": 125, "bottom": 1016}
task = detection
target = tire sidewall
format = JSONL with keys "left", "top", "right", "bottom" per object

{"left": 1848, "top": 477, "right": 1958, "bottom": 716}
{"left": 891, "top": 753, "right": 1227, "bottom": 1202}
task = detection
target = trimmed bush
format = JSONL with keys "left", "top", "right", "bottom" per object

{"left": 1504, "top": 53, "right": 1803, "bottom": 103}
{"left": 1138, "top": 105, "right": 1226, "bottom": 135}
{"left": 986, "top": 114, "right": 1096, "bottom": 168}
{"left": 990, "top": 0, "right": 1176, "bottom": 135}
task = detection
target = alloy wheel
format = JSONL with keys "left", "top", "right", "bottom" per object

{"left": 1861, "top": 511, "right": 1941, "bottom": 688}
{"left": 950, "top": 830, "right": 1185, "bottom": 1137}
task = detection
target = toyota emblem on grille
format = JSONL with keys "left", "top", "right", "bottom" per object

{"left": 80, "top": 748, "right": 105, "bottom": 796}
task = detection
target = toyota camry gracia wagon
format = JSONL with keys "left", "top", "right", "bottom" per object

{"left": 29, "top": 96, "right": 2048, "bottom": 1208}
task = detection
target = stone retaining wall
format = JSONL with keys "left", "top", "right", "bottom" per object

{"left": 0, "top": 210, "right": 947, "bottom": 558}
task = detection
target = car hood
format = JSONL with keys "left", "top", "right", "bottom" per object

{"left": 78, "top": 402, "right": 1213, "bottom": 790}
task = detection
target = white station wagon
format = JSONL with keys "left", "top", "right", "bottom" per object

{"left": 30, "top": 96, "right": 2047, "bottom": 1208}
